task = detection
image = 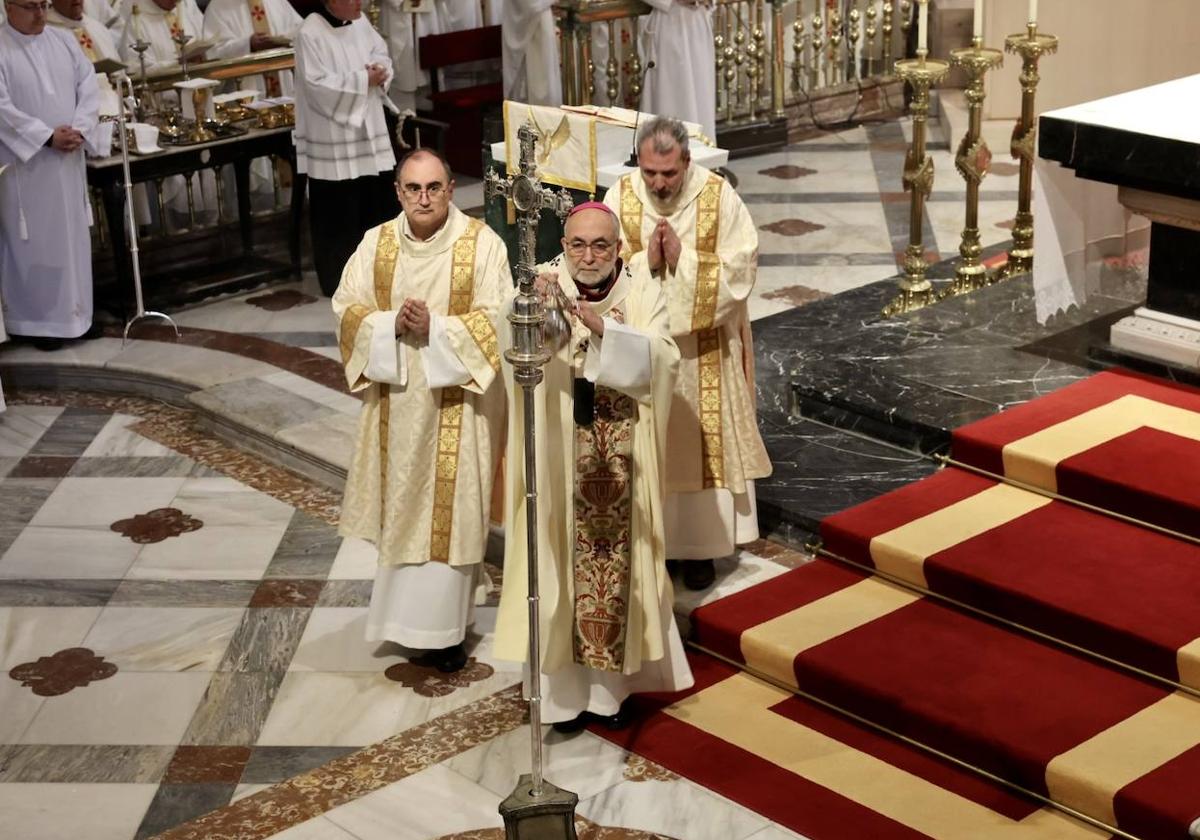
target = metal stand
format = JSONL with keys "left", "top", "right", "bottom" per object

{"left": 114, "top": 72, "right": 179, "bottom": 344}
{"left": 941, "top": 36, "right": 1003, "bottom": 299}
{"left": 994, "top": 21, "right": 1058, "bottom": 281}
{"left": 485, "top": 123, "right": 578, "bottom": 840}
{"left": 882, "top": 49, "right": 949, "bottom": 317}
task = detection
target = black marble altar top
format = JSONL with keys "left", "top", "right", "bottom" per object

{"left": 1039, "top": 74, "right": 1200, "bottom": 200}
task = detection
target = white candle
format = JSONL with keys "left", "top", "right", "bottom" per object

{"left": 974, "top": 0, "right": 983, "bottom": 38}
{"left": 1029, "top": 0, "right": 1037, "bottom": 23}
{"left": 917, "top": 0, "right": 928, "bottom": 52}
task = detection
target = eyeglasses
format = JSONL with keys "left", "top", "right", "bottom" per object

{"left": 399, "top": 183, "right": 445, "bottom": 199}
{"left": 565, "top": 239, "right": 615, "bottom": 258}
{"left": 6, "top": 2, "right": 51, "bottom": 11}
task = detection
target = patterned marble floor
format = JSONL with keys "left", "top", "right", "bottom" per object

{"left": 0, "top": 114, "right": 1022, "bottom": 839}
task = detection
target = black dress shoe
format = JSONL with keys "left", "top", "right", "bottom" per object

{"left": 551, "top": 712, "right": 590, "bottom": 735}
{"left": 596, "top": 704, "right": 632, "bottom": 731}
{"left": 550, "top": 704, "right": 631, "bottom": 734}
{"left": 430, "top": 642, "right": 468, "bottom": 673}
{"left": 28, "top": 337, "right": 65, "bottom": 352}
{"left": 682, "top": 558, "right": 716, "bottom": 591}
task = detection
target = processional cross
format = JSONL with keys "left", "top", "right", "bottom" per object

{"left": 484, "top": 123, "right": 580, "bottom": 839}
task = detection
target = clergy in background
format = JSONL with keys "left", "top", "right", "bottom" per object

{"left": 120, "top": 0, "right": 206, "bottom": 71}
{"left": 333, "top": 149, "right": 509, "bottom": 673}
{"left": 640, "top": 0, "right": 716, "bottom": 144}
{"left": 294, "top": 0, "right": 399, "bottom": 296}
{"left": 382, "top": 0, "right": 484, "bottom": 112}
{"left": 500, "top": 0, "right": 561, "bottom": 106}
{"left": 0, "top": 0, "right": 104, "bottom": 351}
{"left": 47, "top": 0, "right": 122, "bottom": 129}
{"left": 494, "top": 203, "right": 692, "bottom": 729}
{"left": 604, "top": 116, "right": 771, "bottom": 591}
{"left": 202, "top": 0, "right": 301, "bottom": 91}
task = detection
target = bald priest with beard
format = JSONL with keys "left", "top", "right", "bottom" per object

{"left": 494, "top": 202, "right": 692, "bottom": 731}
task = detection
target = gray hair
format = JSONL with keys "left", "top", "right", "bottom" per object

{"left": 636, "top": 116, "right": 690, "bottom": 158}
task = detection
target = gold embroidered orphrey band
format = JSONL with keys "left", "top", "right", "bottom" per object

{"left": 245, "top": 0, "right": 283, "bottom": 96}
{"left": 694, "top": 173, "right": 725, "bottom": 489}
{"left": 372, "top": 223, "right": 401, "bottom": 527}
{"left": 617, "top": 173, "right": 727, "bottom": 487}
{"left": 572, "top": 387, "right": 638, "bottom": 671}
{"left": 429, "top": 217, "right": 484, "bottom": 562}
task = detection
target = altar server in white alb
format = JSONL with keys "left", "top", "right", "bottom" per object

{"left": 47, "top": 0, "right": 122, "bottom": 133}
{"left": 202, "top": 0, "right": 302, "bottom": 94}
{"left": 495, "top": 202, "right": 691, "bottom": 729}
{"left": 500, "top": 0, "right": 561, "bottom": 106}
{"left": 640, "top": 0, "right": 716, "bottom": 143}
{"left": 604, "top": 117, "right": 771, "bottom": 592}
{"left": 0, "top": 0, "right": 104, "bottom": 350}
{"left": 294, "top": 0, "right": 400, "bottom": 296}
{"left": 334, "top": 149, "right": 508, "bottom": 673}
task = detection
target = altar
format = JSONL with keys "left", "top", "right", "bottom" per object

{"left": 1039, "top": 74, "right": 1200, "bottom": 368}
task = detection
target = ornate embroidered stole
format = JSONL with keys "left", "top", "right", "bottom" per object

{"left": 372, "top": 223, "right": 400, "bottom": 527}
{"left": 165, "top": 8, "right": 185, "bottom": 41}
{"left": 572, "top": 386, "right": 637, "bottom": 672}
{"left": 616, "top": 173, "right": 727, "bottom": 488}
{"left": 72, "top": 27, "right": 98, "bottom": 60}
{"left": 428, "top": 217, "right": 484, "bottom": 562}
{"left": 245, "top": 0, "right": 282, "bottom": 97}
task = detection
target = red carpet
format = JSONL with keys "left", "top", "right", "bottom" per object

{"left": 606, "top": 369, "right": 1200, "bottom": 839}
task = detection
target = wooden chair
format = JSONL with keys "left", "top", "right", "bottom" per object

{"left": 418, "top": 25, "right": 503, "bottom": 177}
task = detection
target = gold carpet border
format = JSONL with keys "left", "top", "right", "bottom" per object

{"left": 373, "top": 223, "right": 400, "bottom": 527}
{"left": 811, "top": 542, "right": 1200, "bottom": 700}
{"left": 429, "top": 219, "right": 483, "bottom": 563}
{"left": 686, "top": 641, "right": 1135, "bottom": 840}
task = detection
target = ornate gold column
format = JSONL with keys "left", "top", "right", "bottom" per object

{"left": 792, "top": 2, "right": 806, "bottom": 94}
{"left": 772, "top": 0, "right": 786, "bottom": 117}
{"left": 996, "top": 21, "right": 1059, "bottom": 279}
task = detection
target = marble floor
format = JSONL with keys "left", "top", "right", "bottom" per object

{"left": 0, "top": 113, "right": 1027, "bottom": 839}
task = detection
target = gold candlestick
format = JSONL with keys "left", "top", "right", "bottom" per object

{"left": 941, "top": 36, "right": 1004, "bottom": 298}
{"left": 995, "top": 21, "right": 1058, "bottom": 280}
{"left": 883, "top": 50, "right": 950, "bottom": 317}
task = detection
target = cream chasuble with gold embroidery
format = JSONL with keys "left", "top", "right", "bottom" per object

{"left": 334, "top": 205, "right": 508, "bottom": 577}
{"left": 494, "top": 256, "right": 693, "bottom": 722}
{"left": 603, "top": 163, "right": 771, "bottom": 559}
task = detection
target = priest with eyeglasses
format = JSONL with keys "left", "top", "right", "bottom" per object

{"left": 1, "top": 0, "right": 105, "bottom": 351}
{"left": 494, "top": 202, "right": 693, "bottom": 731}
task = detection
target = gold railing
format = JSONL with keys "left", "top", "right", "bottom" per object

{"left": 556, "top": 0, "right": 914, "bottom": 129}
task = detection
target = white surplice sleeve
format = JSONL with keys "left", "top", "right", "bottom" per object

{"left": 296, "top": 24, "right": 371, "bottom": 127}
{"left": 363, "top": 311, "right": 407, "bottom": 386}
{"left": 584, "top": 319, "right": 653, "bottom": 402}
{"left": 202, "top": 0, "right": 254, "bottom": 61}
{"left": 66, "top": 33, "right": 104, "bottom": 156}
{"left": 423, "top": 315, "right": 472, "bottom": 388}
{"left": 0, "top": 53, "right": 53, "bottom": 163}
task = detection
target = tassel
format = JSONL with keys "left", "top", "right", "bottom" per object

{"left": 19, "top": 207, "right": 29, "bottom": 242}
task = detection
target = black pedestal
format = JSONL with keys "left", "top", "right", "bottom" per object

{"left": 1145, "top": 222, "right": 1200, "bottom": 320}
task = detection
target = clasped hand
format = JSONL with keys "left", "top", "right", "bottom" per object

{"left": 394, "top": 298, "right": 430, "bottom": 339}
{"left": 50, "top": 126, "right": 85, "bottom": 153}
{"left": 646, "top": 219, "right": 681, "bottom": 273}
{"left": 366, "top": 63, "right": 388, "bottom": 88}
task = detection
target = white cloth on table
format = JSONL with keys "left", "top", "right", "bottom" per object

{"left": 665, "top": 482, "right": 759, "bottom": 560}
{"left": 0, "top": 25, "right": 101, "bottom": 340}
{"left": 640, "top": 0, "right": 717, "bottom": 143}
{"left": 500, "top": 0, "right": 560, "bottom": 106}
{"left": 293, "top": 13, "right": 396, "bottom": 182}
{"left": 366, "top": 560, "right": 477, "bottom": 648}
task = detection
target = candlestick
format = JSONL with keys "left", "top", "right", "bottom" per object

{"left": 1028, "top": 0, "right": 1037, "bottom": 24}
{"left": 917, "top": 0, "right": 928, "bottom": 53}
{"left": 941, "top": 36, "right": 1004, "bottom": 299}
{"left": 973, "top": 0, "right": 983, "bottom": 38}
{"left": 883, "top": 49, "right": 950, "bottom": 316}
{"left": 993, "top": 23, "right": 1058, "bottom": 282}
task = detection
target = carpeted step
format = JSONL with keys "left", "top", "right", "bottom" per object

{"left": 594, "top": 654, "right": 1110, "bottom": 840}
{"left": 689, "top": 559, "right": 1200, "bottom": 839}
{"left": 819, "top": 465, "right": 1200, "bottom": 690}
{"left": 950, "top": 369, "right": 1200, "bottom": 538}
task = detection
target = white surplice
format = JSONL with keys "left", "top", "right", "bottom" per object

{"left": 293, "top": 12, "right": 396, "bottom": 182}
{"left": 640, "top": 0, "right": 717, "bottom": 143}
{"left": 500, "top": 0, "right": 560, "bottom": 106}
{"left": 494, "top": 256, "right": 693, "bottom": 722}
{"left": 0, "top": 25, "right": 101, "bottom": 339}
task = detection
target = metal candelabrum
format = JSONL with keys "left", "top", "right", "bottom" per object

{"left": 941, "top": 36, "right": 1003, "bottom": 299}
{"left": 994, "top": 20, "right": 1058, "bottom": 282}
{"left": 883, "top": 49, "right": 949, "bottom": 318}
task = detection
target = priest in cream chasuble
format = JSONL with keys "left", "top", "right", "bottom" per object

{"left": 334, "top": 150, "right": 508, "bottom": 669}
{"left": 494, "top": 203, "right": 693, "bottom": 726}
{"left": 603, "top": 116, "right": 771, "bottom": 588}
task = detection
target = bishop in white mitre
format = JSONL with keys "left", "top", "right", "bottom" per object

{"left": 334, "top": 149, "right": 508, "bottom": 672}
{"left": 640, "top": 0, "right": 717, "bottom": 143}
{"left": 500, "top": 0, "right": 561, "bottom": 106}
{"left": 0, "top": 2, "right": 104, "bottom": 343}
{"left": 47, "top": 0, "right": 122, "bottom": 131}
{"left": 494, "top": 203, "right": 693, "bottom": 727}
{"left": 604, "top": 116, "right": 771, "bottom": 592}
